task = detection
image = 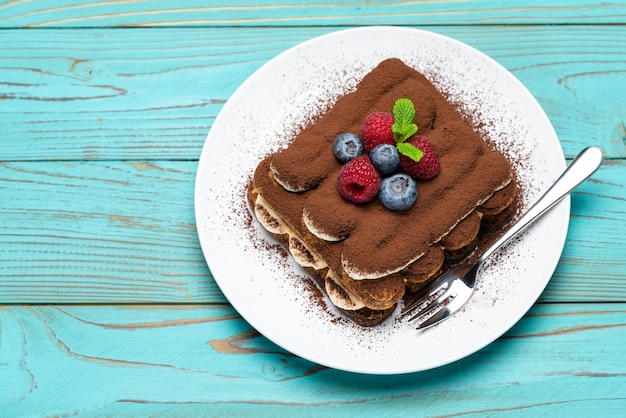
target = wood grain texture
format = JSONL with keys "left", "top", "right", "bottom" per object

{"left": 1, "top": 0, "right": 626, "bottom": 28}
{"left": 0, "top": 160, "right": 218, "bottom": 303}
{"left": 546, "top": 159, "right": 626, "bottom": 302}
{"left": 2, "top": 26, "right": 625, "bottom": 161}
{"left": 0, "top": 159, "right": 623, "bottom": 303}
{"left": 0, "top": 303, "right": 624, "bottom": 415}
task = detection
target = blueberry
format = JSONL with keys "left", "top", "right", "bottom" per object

{"left": 333, "top": 133, "right": 363, "bottom": 163}
{"left": 370, "top": 143, "right": 400, "bottom": 175}
{"left": 378, "top": 173, "right": 418, "bottom": 211}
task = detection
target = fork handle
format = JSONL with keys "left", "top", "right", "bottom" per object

{"left": 479, "top": 147, "right": 603, "bottom": 265}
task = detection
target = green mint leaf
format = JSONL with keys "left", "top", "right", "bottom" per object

{"left": 398, "top": 123, "right": 418, "bottom": 141}
{"left": 392, "top": 98, "right": 418, "bottom": 143}
{"left": 397, "top": 142, "right": 424, "bottom": 163}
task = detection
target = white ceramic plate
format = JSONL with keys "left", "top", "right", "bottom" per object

{"left": 194, "top": 27, "right": 568, "bottom": 374}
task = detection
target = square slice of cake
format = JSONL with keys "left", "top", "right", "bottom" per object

{"left": 248, "top": 58, "right": 516, "bottom": 326}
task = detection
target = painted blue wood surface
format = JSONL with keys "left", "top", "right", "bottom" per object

{"left": 2, "top": 1, "right": 626, "bottom": 27}
{"left": 1, "top": 303, "right": 625, "bottom": 416}
{"left": 1, "top": 0, "right": 625, "bottom": 415}
{"left": 2, "top": 26, "right": 625, "bottom": 161}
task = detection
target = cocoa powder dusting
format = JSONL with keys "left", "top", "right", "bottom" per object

{"left": 253, "top": 58, "right": 513, "bottom": 280}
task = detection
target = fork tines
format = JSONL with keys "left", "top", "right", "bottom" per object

{"left": 401, "top": 281, "right": 456, "bottom": 329}
{"left": 402, "top": 282, "right": 447, "bottom": 315}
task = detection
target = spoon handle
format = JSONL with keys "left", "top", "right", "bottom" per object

{"left": 479, "top": 146, "right": 603, "bottom": 264}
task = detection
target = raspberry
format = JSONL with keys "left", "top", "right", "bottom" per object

{"left": 399, "top": 135, "right": 441, "bottom": 180}
{"left": 337, "top": 156, "right": 381, "bottom": 203}
{"left": 360, "top": 112, "right": 395, "bottom": 151}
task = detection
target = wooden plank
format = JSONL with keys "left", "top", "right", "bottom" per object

{"left": 0, "top": 303, "right": 624, "bottom": 415}
{"left": 546, "top": 159, "right": 626, "bottom": 302}
{"left": 0, "top": 159, "right": 623, "bottom": 303}
{"left": 0, "top": 160, "right": 219, "bottom": 303}
{"left": 1, "top": 0, "right": 626, "bottom": 27}
{"left": 2, "top": 26, "right": 625, "bottom": 161}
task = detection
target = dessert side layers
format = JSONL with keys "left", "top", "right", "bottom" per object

{"left": 248, "top": 58, "right": 516, "bottom": 326}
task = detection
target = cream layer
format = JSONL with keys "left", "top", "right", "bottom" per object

{"left": 253, "top": 193, "right": 364, "bottom": 311}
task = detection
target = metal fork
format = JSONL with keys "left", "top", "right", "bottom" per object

{"left": 401, "top": 147, "right": 603, "bottom": 330}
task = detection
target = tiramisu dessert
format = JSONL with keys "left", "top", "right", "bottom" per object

{"left": 248, "top": 58, "right": 517, "bottom": 326}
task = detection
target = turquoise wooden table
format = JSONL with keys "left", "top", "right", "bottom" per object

{"left": 1, "top": 1, "right": 625, "bottom": 416}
